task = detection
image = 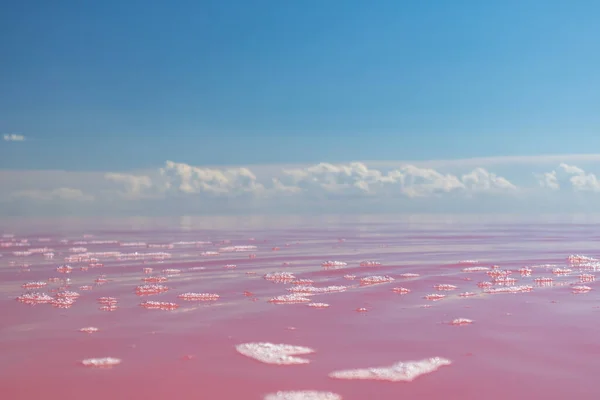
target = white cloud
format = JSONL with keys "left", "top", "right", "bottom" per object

{"left": 277, "top": 162, "right": 514, "bottom": 198}
{"left": 6, "top": 156, "right": 600, "bottom": 216}
{"left": 536, "top": 171, "right": 560, "bottom": 190}
{"left": 104, "top": 172, "right": 154, "bottom": 199}
{"left": 158, "top": 160, "right": 265, "bottom": 196}
{"left": 3, "top": 133, "right": 25, "bottom": 142}
{"left": 537, "top": 163, "right": 600, "bottom": 192}
{"left": 461, "top": 168, "right": 516, "bottom": 192}
{"left": 10, "top": 187, "right": 93, "bottom": 202}
{"left": 558, "top": 163, "right": 600, "bottom": 192}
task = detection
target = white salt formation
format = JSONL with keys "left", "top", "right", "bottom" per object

{"left": 287, "top": 285, "right": 347, "bottom": 294}
{"left": 329, "top": 357, "right": 451, "bottom": 382}
{"left": 264, "top": 272, "right": 296, "bottom": 283}
{"left": 450, "top": 318, "right": 473, "bottom": 326}
{"left": 269, "top": 294, "right": 312, "bottom": 304}
{"left": 81, "top": 357, "right": 122, "bottom": 368}
{"left": 178, "top": 293, "right": 219, "bottom": 301}
{"left": 360, "top": 275, "right": 394, "bottom": 285}
{"left": 235, "top": 342, "right": 315, "bottom": 365}
{"left": 322, "top": 261, "right": 347, "bottom": 267}
{"left": 307, "top": 303, "right": 330, "bottom": 308}
{"left": 264, "top": 391, "right": 342, "bottom": 400}
{"left": 462, "top": 266, "right": 489, "bottom": 272}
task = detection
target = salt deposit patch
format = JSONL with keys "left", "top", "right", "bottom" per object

{"left": 449, "top": 318, "right": 473, "bottom": 326}
{"left": 571, "top": 285, "right": 592, "bottom": 294}
{"left": 264, "top": 391, "right": 342, "bottom": 400}
{"left": 264, "top": 272, "right": 296, "bottom": 283}
{"left": 269, "top": 294, "right": 312, "bottom": 304}
{"left": 329, "top": 357, "right": 451, "bottom": 382}
{"left": 434, "top": 284, "right": 457, "bottom": 291}
{"left": 579, "top": 274, "right": 595, "bottom": 283}
{"left": 519, "top": 267, "right": 532, "bottom": 276}
{"left": 288, "top": 285, "right": 347, "bottom": 294}
{"left": 360, "top": 276, "right": 394, "bottom": 286}
{"left": 322, "top": 261, "right": 347, "bottom": 268}
{"left": 52, "top": 298, "right": 75, "bottom": 309}
{"left": 17, "top": 293, "right": 54, "bottom": 305}
{"left": 462, "top": 267, "right": 489, "bottom": 272}
{"left": 143, "top": 276, "right": 168, "bottom": 283}
{"left": 360, "top": 261, "right": 381, "bottom": 267}
{"left": 424, "top": 294, "right": 445, "bottom": 301}
{"left": 307, "top": 303, "right": 330, "bottom": 308}
{"left": 81, "top": 357, "right": 121, "bottom": 368}
{"left": 140, "top": 301, "right": 179, "bottom": 310}
{"left": 484, "top": 285, "right": 533, "bottom": 294}
{"left": 22, "top": 281, "right": 47, "bottom": 289}
{"left": 291, "top": 279, "right": 314, "bottom": 285}
{"left": 235, "top": 343, "right": 315, "bottom": 365}
{"left": 178, "top": 293, "right": 219, "bottom": 301}
{"left": 135, "top": 284, "right": 169, "bottom": 295}
{"left": 399, "top": 273, "right": 419, "bottom": 278}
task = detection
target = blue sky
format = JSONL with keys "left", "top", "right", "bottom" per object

{"left": 1, "top": 0, "right": 600, "bottom": 171}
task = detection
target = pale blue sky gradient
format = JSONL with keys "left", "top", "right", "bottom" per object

{"left": 1, "top": 0, "right": 599, "bottom": 171}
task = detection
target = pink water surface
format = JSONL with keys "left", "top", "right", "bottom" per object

{"left": 2, "top": 214, "right": 600, "bottom": 399}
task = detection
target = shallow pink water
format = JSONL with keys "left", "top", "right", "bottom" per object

{"left": 2, "top": 215, "right": 600, "bottom": 399}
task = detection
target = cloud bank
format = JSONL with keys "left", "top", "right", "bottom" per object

{"left": 3, "top": 134, "right": 26, "bottom": 142}
{"left": 2, "top": 157, "right": 600, "bottom": 216}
